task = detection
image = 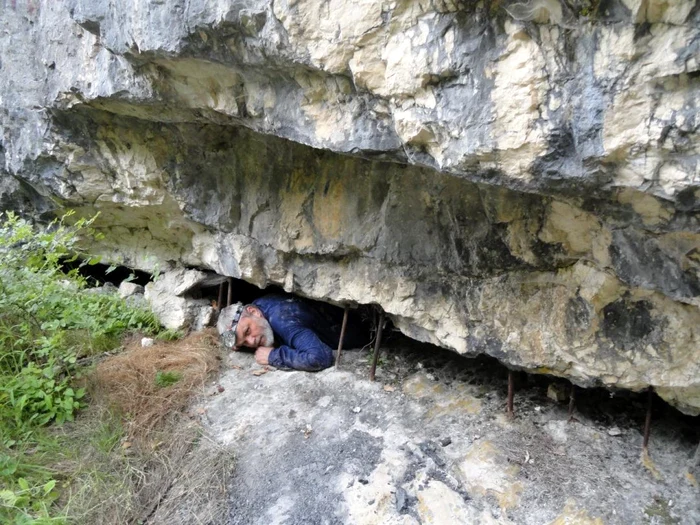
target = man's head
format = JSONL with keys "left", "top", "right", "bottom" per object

{"left": 231, "top": 304, "right": 274, "bottom": 349}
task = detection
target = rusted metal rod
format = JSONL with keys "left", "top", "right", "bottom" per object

{"left": 217, "top": 282, "right": 225, "bottom": 311}
{"left": 336, "top": 306, "right": 350, "bottom": 368}
{"left": 506, "top": 370, "right": 515, "bottom": 417}
{"left": 226, "top": 277, "right": 233, "bottom": 307}
{"left": 642, "top": 388, "right": 653, "bottom": 452}
{"left": 568, "top": 385, "right": 576, "bottom": 420}
{"left": 369, "top": 310, "right": 385, "bottom": 382}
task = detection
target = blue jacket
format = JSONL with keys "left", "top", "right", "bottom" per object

{"left": 253, "top": 294, "right": 367, "bottom": 371}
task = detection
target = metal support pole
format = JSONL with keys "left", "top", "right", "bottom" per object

{"left": 642, "top": 388, "right": 653, "bottom": 452}
{"left": 568, "top": 385, "right": 576, "bottom": 421}
{"left": 336, "top": 306, "right": 349, "bottom": 368}
{"left": 692, "top": 440, "right": 700, "bottom": 467}
{"left": 226, "top": 277, "right": 233, "bottom": 308}
{"left": 369, "top": 310, "right": 385, "bottom": 382}
{"left": 217, "top": 282, "right": 225, "bottom": 311}
{"left": 506, "top": 370, "right": 515, "bottom": 418}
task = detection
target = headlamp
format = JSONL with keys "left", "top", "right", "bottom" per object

{"left": 221, "top": 303, "right": 244, "bottom": 349}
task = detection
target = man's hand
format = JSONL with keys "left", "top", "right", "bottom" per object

{"left": 255, "top": 346, "right": 273, "bottom": 365}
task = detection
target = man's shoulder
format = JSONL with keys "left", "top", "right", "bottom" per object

{"left": 253, "top": 293, "right": 301, "bottom": 315}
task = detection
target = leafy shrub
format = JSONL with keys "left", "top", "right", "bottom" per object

{"left": 0, "top": 211, "right": 168, "bottom": 523}
{"left": 0, "top": 211, "right": 160, "bottom": 442}
{"left": 0, "top": 459, "right": 63, "bottom": 525}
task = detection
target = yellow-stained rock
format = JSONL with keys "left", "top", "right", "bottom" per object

{"left": 548, "top": 500, "right": 604, "bottom": 525}
{"left": 459, "top": 441, "right": 523, "bottom": 510}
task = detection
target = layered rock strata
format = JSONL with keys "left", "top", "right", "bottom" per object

{"left": 0, "top": 0, "right": 698, "bottom": 413}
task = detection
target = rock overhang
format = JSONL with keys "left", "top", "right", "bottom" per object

{"left": 0, "top": 0, "right": 698, "bottom": 413}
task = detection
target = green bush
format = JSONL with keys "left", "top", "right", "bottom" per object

{"left": 0, "top": 453, "right": 63, "bottom": 525}
{"left": 0, "top": 211, "right": 162, "bottom": 523}
{"left": 0, "top": 212, "right": 159, "bottom": 440}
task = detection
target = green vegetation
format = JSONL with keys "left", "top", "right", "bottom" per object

{"left": 0, "top": 211, "right": 160, "bottom": 524}
{"left": 155, "top": 328, "right": 184, "bottom": 342}
{"left": 578, "top": 0, "right": 601, "bottom": 17}
{"left": 155, "top": 370, "right": 182, "bottom": 388}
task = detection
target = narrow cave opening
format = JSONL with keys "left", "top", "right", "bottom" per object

{"left": 370, "top": 333, "right": 699, "bottom": 450}
{"left": 62, "top": 258, "right": 152, "bottom": 287}
{"left": 196, "top": 276, "right": 284, "bottom": 307}
{"left": 178, "top": 273, "right": 700, "bottom": 441}
{"left": 193, "top": 274, "right": 382, "bottom": 330}
{"left": 198, "top": 276, "right": 699, "bottom": 440}
{"left": 66, "top": 259, "right": 698, "bottom": 454}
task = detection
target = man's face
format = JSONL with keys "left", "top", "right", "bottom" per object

{"left": 234, "top": 307, "right": 274, "bottom": 349}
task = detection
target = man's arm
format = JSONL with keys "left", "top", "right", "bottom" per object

{"left": 266, "top": 326, "right": 334, "bottom": 371}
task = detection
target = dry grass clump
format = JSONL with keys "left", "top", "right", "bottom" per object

{"left": 91, "top": 328, "right": 222, "bottom": 438}
{"left": 52, "top": 328, "right": 234, "bottom": 524}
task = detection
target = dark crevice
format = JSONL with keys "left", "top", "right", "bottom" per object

{"left": 61, "top": 259, "right": 152, "bottom": 287}
{"left": 380, "top": 333, "right": 700, "bottom": 439}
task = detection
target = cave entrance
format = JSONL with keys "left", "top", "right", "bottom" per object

{"left": 197, "top": 275, "right": 283, "bottom": 309}
{"left": 67, "top": 262, "right": 698, "bottom": 457}
{"left": 197, "top": 275, "right": 383, "bottom": 337}
{"left": 62, "top": 259, "right": 152, "bottom": 287}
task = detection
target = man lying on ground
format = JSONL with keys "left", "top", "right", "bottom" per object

{"left": 218, "top": 293, "right": 369, "bottom": 371}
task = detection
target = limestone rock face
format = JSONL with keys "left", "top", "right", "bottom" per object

{"left": 144, "top": 268, "right": 216, "bottom": 330}
{"left": 0, "top": 1, "right": 699, "bottom": 413}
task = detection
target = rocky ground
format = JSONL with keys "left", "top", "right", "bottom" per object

{"left": 188, "top": 334, "right": 699, "bottom": 525}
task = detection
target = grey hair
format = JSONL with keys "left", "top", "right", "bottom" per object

{"left": 240, "top": 304, "right": 260, "bottom": 317}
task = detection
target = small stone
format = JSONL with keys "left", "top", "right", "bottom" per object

{"left": 608, "top": 427, "right": 623, "bottom": 437}
{"left": 352, "top": 406, "right": 362, "bottom": 413}
{"left": 440, "top": 437, "right": 452, "bottom": 447}
{"left": 534, "top": 406, "right": 542, "bottom": 412}
{"left": 217, "top": 385, "right": 225, "bottom": 393}
{"left": 426, "top": 373, "right": 436, "bottom": 381}
{"left": 358, "top": 478, "right": 369, "bottom": 485}
{"left": 141, "top": 337, "right": 154, "bottom": 347}
{"left": 547, "top": 383, "right": 568, "bottom": 403}
{"left": 119, "top": 281, "right": 144, "bottom": 298}
{"left": 302, "top": 424, "right": 313, "bottom": 438}
{"left": 368, "top": 499, "right": 375, "bottom": 505}
{"left": 383, "top": 385, "right": 395, "bottom": 392}
{"left": 396, "top": 487, "right": 409, "bottom": 512}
